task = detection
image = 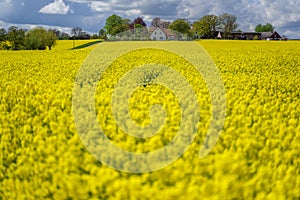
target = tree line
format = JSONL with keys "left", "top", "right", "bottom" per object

{"left": 99, "top": 14, "right": 191, "bottom": 38}
{"left": 0, "top": 26, "right": 104, "bottom": 50}
{"left": 101, "top": 13, "right": 275, "bottom": 39}
{"left": 0, "top": 13, "right": 275, "bottom": 50}
{"left": 0, "top": 27, "right": 57, "bottom": 50}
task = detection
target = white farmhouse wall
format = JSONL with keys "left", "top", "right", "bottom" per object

{"left": 151, "top": 28, "right": 167, "bottom": 40}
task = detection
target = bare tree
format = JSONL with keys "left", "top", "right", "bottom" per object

{"left": 218, "top": 13, "right": 238, "bottom": 38}
{"left": 151, "top": 17, "right": 162, "bottom": 27}
{"left": 71, "top": 27, "right": 83, "bottom": 37}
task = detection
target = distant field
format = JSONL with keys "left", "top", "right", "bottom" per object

{"left": 0, "top": 40, "right": 299, "bottom": 199}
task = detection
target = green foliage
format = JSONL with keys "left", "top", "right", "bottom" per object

{"left": 255, "top": 23, "right": 275, "bottom": 32}
{"left": 25, "top": 28, "right": 56, "bottom": 50}
{"left": 45, "top": 30, "right": 57, "bottom": 50}
{"left": 70, "top": 40, "right": 102, "bottom": 50}
{"left": 98, "top": 29, "right": 107, "bottom": 40}
{"left": 7, "top": 26, "right": 26, "bottom": 50}
{"left": 0, "top": 27, "right": 56, "bottom": 50}
{"left": 193, "top": 15, "right": 219, "bottom": 38}
{"left": 135, "top": 24, "right": 143, "bottom": 29}
{"left": 90, "top": 34, "right": 99, "bottom": 39}
{"left": 0, "top": 28, "right": 8, "bottom": 50}
{"left": 104, "top": 14, "right": 131, "bottom": 36}
{"left": 192, "top": 13, "right": 239, "bottom": 39}
{"left": 253, "top": 35, "right": 259, "bottom": 40}
{"left": 169, "top": 19, "right": 191, "bottom": 35}
{"left": 0, "top": 41, "right": 10, "bottom": 50}
{"left": 0, "top": 28, "right": 7, "bottom": 41}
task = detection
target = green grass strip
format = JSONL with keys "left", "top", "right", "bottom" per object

{"left": 71, "top": 40, "right": 103, "bottom": 50}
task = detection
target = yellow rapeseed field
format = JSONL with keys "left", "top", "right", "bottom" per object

{"left": 0, "top": 40, "right": 299, "bottom": 199}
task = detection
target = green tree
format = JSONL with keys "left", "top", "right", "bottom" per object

{"left": 218, "top": 13, "right": 238, "bottom": 38}
{"left": 255, "top": 23, "right": 274, "bottom": 32}
{"left": 25, "top": 28, "right": 56, "bottom": 50}
{"left": 192, "top": 15, "right": 218, "bottom": 38}
{"left": 98, "top": 29, "right": 107, "bottom": 40}
{"left": 0, "top": 28, "right": 7, "bottom": 41}
{"left": 91, "top": 34, "right": 99, "bottom": 39}
{"left": 46, "top": 30, "right": 57, "bottom": 50}
{"left": 169, "top": 19, "right": 191, "bottom": 35}
{"left": 7, "top": 26, "right": 26, "bottom": 50}
{"left": 0, "top": 28, "right": 9, "bottom": 50}
{"left": 104, "top": 14, "right": 130, "bottom": 36}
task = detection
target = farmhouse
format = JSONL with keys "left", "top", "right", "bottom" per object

{"left": 150, "top": 27, "right": 178, "bottom": 40}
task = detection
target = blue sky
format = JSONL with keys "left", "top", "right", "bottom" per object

{"left": 0, "top": 0, "right": 299, "bottom": 38}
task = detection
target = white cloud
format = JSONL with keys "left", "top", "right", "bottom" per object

{"left": 89, "top": 1, "right": 111, "bottom": 12}
{"left": 80, "top": 13, "right": 106, "bottom": 28}
{"left": 88, "top": 0, "right": 140, "bottom": 15}
{"left": 0, "top": 0, "right": 14, "bottom": 18}
{"left": 39, "top": 0, "right": 70, "bottom": 15}
{"left": 2, "top": 0, "right": 12, "bottom": 4}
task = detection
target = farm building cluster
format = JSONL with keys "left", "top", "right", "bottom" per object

{"left": 194, "top": 30, "right": 283, "bottom": 40}
{"left": 109, "top": 27, "right": 284, "bottom": 41}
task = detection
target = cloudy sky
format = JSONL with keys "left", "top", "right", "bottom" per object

{"left": 0, "top": 0, "right": 299, "bottom": 38}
